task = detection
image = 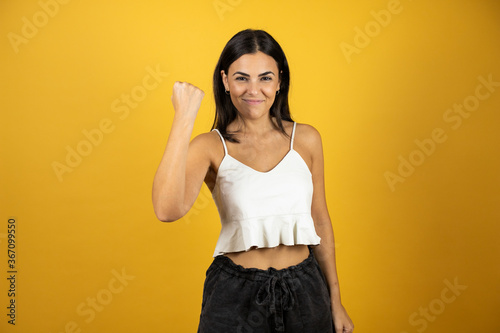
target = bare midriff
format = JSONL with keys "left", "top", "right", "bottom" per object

{"left": 224, "top": 244, "right": 310, "bottom": 270}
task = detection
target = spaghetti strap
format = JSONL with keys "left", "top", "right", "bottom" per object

{"left": 290, "top": 122, "right": 297, "bottom": 150}
{"left": 212, "top": 129, "right": 228, "bottom": 155}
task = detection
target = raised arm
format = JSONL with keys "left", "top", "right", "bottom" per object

{"left": 152, "top": 82, "right": 209, "bottom": 222}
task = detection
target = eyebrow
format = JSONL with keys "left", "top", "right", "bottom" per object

{"left": 232, "top": 71, "right": 275, "bottom": 77}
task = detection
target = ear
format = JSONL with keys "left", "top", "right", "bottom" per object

{"left": 221, "top": 70, "right": 229, "bottom": 91}
{"left": 278, "top": 70, "right": 283, "bottom": 91}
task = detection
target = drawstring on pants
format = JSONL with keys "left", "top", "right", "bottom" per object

{"left": 256, "top": 273, "right": 296, "bottom": 331}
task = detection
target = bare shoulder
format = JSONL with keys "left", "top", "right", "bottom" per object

{"left": 190, "top": 130, "right": 225, "bottom": 162}
{"left": 292, "top": 122, "right": 324, "bottom": 171}
{"left": 191, "top": 130, "right": 220, "bottom": 147}
{"left": 294, "top": 123, "right": 322, "bottom": 149}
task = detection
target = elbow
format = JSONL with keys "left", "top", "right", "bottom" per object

{"left": 154, "top": 209, "right": 182, "bottom": 223}
{"left": 155, "top": 213, "right": 181, "bottom": 223}
{"left": 156, "top": 215, "right": 179, "bottom": 223}
{"left": 152, "top": 190, "right": 190, "bottom": 222}
{"left": 153, "top": 203, "right": 185, "bottom": 223}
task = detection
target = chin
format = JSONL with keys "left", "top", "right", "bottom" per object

{"left": 238, "top": 106, "right": 270, "bottom": 119}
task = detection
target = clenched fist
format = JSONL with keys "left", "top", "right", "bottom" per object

{"left": 171, "top": 81, "right": 204, "bottom": 119}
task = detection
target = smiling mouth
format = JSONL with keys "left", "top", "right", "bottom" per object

{"left": 243, "top": 99, "right": 264, "bottom": 105}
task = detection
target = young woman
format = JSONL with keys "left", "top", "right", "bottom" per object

{"left": 152, "top": 29, "right": 353, "bottom": 333}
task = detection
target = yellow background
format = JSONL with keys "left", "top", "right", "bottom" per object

{"left": 1, "top": 0, "right": 500, "bottom": 332}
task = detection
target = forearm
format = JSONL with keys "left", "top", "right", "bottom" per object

{"left": 313, "top": 220, "right": 343, "bottom": 308}
{"left": 152, "top": 113, "right": 195, "bottom": 221}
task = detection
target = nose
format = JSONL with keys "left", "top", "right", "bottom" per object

{"left": 247, "top": 79, "right": 259, "bottom": 95}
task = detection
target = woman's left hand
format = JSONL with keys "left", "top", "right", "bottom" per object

{"left": 332, "top": 303, "right": 354, "bottom": 333}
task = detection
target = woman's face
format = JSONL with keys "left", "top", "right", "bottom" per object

{"left": 222, "top": 51, "right": 281, "bottom": 120}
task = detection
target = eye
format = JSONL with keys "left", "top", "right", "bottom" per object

{"left": 261, "top": 76, "right": 272, "bottom": 81}
{"left": 235, "top": 76, "right": 247, "bottom": 81}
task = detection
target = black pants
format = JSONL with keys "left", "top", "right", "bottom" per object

{"left": 198, "top": 247, "right": 334, "bottom": 333}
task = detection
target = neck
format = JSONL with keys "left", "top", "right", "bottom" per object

{"left": 231, "top": 114, "right": 278, "bottom": 137}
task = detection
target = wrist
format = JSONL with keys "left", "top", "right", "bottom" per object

{"left": 331, "top": 300, "right": 344, "bottom": 311}
{"left": 328, "top": 284, "right": 343, "bottom": 309}
{"left": 172, "top": 112, "right": 196, "bottom": 127}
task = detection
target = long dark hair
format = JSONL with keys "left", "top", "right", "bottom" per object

{"left": 211, "top": 29, "right": 293, "bottom": 142}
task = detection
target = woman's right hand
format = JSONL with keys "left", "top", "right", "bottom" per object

{"left": 171, "top": 81, "right": 205, "bottom": 119}
{"left": 153, "top": 81, "right": 207, "bottom": 222}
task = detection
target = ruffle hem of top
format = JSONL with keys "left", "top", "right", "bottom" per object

{"left": 213, "top": 213, "right": 321, "bottom": 257}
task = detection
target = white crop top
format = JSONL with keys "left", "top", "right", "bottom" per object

{"left": 211, "top": 122, "right": 321, "bottom": 257}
